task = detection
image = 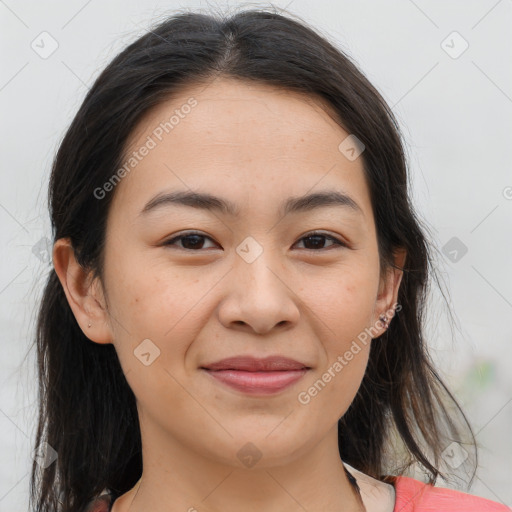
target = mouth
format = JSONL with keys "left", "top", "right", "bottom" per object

{"left": 200, "top": 355, "right": 311, "bottom": 395}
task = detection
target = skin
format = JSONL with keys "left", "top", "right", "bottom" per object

{"left": 54, "top": 77, "right": 406, "bottom": 512}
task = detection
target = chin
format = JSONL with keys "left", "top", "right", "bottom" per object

{"left": 204, "top": 429, "right": 309, "bottom": 469}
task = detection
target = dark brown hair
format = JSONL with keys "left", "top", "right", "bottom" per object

{"left": 29, "top": 7, "right": 477, "bottom": 512}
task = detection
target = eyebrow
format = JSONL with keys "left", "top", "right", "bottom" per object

{"left": 139, "top": 189, "right": 363, "bottom": 218}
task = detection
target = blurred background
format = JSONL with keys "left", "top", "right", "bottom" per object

{"left": 1, "top": 0, "right": 511, "bottom": 509}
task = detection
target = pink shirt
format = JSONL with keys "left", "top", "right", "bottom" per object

{"left": 388, "top": 475, "right": 511, "bottom": 511}
{"left": 84, "top": 475, "right": 511, "bottom": 511}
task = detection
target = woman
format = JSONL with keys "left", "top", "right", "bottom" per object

{"left": 29, "top": 7, "right": 510, "bottom": 512}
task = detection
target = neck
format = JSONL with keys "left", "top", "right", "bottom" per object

{"left": 113, "top": 423, "right": 366, "bottom": 512}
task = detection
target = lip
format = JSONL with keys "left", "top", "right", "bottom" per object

{"left": 201, "top": 355, "right": 310, "bottom": 372}
{"left": 200, "top": 356, "right": 310, "bottom": 395}
{"left": 202, "top": 368, "right": 309, "bottom": 395}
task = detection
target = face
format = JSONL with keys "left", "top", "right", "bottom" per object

{"left": 84, "top": 77, "right": 400, "bottom": 468}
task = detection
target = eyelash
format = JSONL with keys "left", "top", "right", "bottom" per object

{"left": 162, "top": 230, "right": 347, "bottom": 252}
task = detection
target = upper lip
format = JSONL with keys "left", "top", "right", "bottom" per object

{"left": 201, "top": 355, "right": 310, "bottom": 372}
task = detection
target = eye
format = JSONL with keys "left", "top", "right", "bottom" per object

{"left": 294, "top": 231, "right": 347, "bottom": 251}
{"left": 162, "top": 231, "right": 218, "bottom": 251}
{"left": 162, "top": 230, "right": 347, "bottom": 251}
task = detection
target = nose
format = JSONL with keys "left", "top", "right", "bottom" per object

{"left": 217, "top": 249, "right": 300, "bottom": 335}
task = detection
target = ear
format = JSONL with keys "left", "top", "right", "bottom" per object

{"left": 52, "top": 237, "right": 113, "bottom": 344}
{"left": 372, "top": 247, "right": 407, "bottom": 337}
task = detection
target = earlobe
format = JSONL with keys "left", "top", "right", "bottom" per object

{"left": 52, "top": 238, "right": 113, "bottom": 344}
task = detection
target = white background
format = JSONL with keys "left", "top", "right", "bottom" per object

{"left": 1, "top": 0, "right": 511, "bottom": 509}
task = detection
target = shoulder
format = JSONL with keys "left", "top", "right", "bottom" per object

{"left": 392, "top": 475, "right": 511, "bottom": 512}
{"left": 83, "top": 492, "right": 114, "bottom": 512}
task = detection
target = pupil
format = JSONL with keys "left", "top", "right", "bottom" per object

{"left": 305, "top": 235, "right": 324, "bottom": 249}
{"left": 183, "top": 235, "right": 204, "bottom": 249}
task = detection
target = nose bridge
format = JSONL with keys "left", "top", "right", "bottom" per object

{"left": 234, "top": 234, "right": 284, "bottom": 292}
{"left": 218, "top": 234, "right": 299, "bottom": 333}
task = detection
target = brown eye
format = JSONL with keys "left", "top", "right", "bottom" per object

{"left": 162, "top": 230, "right": 347, "bottom": 252}
{"left": 163, "top": 232, "right": 218, "bottom": 251}
{"left": 294, "top": 232, "right": 346, "bottom": 251}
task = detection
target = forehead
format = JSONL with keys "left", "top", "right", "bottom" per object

{"left": 109, "top": 77, "right": 372, "bottom": 223}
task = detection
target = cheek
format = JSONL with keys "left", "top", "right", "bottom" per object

{"left": 307, "top": 262, "right": 378, "bottom": 336}
{"left": 105, "top": 266, "right": 208, "bottom": 416}
{"left": 105, "top": 255, "right": 216, "bottom": 368}
{"left": 303, "top": 262, "right": 376, "bottom": 397}
{"left": 300, "top": 276, "right": 373, "bottom": 423}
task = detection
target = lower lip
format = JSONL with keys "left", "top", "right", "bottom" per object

{"left": 203, "top": 369, "right": 309, "bottom": 395}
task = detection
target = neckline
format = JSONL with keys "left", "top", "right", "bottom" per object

{"left": 343, "top": 463, "right": 399, "bottom": 512}
{"left": 107, "top": 478, "right": 400, "bottom": 512}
